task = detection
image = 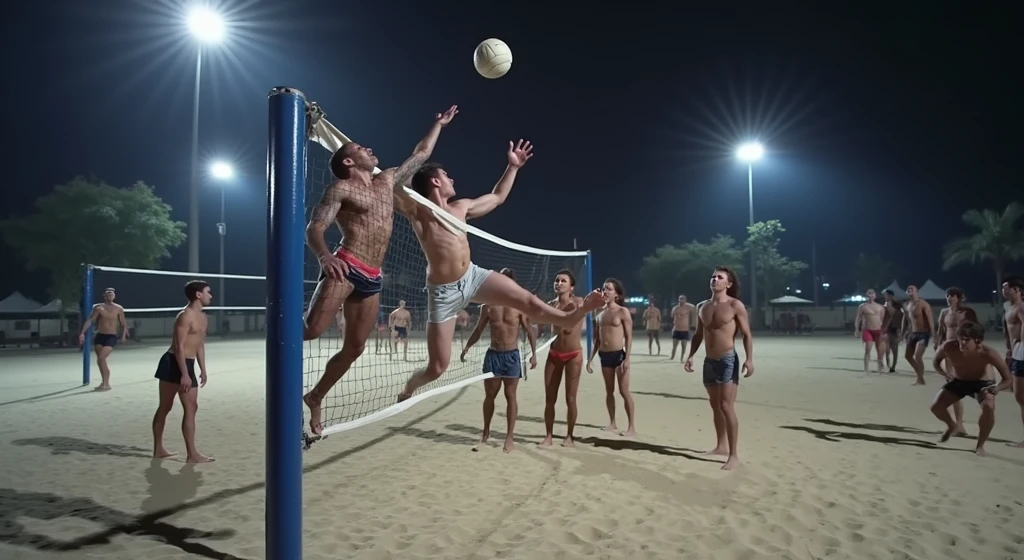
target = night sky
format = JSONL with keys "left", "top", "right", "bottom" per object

{"left": 2, "top": 1, "right": 1020, "bottom": 305}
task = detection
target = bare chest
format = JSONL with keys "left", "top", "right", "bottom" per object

{"left": 338, "top": 183, "right": 394, "bottom": 227}
{"left": 599, "top": 310, "right": 623, "bottom": 328}
{"left": 488, "top": 306, "right": 521, "bottom": 327}
{"left": 700, "top": 304, "right": 735, "bottom": 329}
{"left": 1008, "top": 307, "right": 1023, "bottom": 328}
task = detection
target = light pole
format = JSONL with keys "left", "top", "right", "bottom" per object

{"left": 737, "top": 142, "right": 764, "bottom": 327}
{"left": 186, "top": 7, "right": 226, "bottom": 272}
{"left": 210, "top": 161, "right": 233, "bottom": 331}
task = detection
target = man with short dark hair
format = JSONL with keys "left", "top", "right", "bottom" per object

{"left": 152, "top": 280, "right": 214, "bottom": 463}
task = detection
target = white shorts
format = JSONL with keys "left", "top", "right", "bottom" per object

{"left": 1013, "top": 341, "right": 1024, "bottom": 361}
{"left": 426, "top": 263, "right": 492, "bottom": 323}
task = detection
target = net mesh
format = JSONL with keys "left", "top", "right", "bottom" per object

{"left": 302, "top": 111, "right": 588, "bottom": 440}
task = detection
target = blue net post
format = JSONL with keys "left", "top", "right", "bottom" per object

{"left": 81, "top": 264, "right": 93, "bottom": 386}
{"left": 266, "top": 86, "right": 306, "bottom": 560}
{"left": 584, "top": 251, "right": 594, "bottom": 359}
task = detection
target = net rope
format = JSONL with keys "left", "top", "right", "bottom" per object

{"left": 302, "top": 103, "right": 588, "bottom": 441}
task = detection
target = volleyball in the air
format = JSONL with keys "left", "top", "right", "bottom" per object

{"left": 473, "top": 38, "right": 512, "bottom": 79}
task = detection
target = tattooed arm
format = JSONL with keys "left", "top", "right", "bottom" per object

{"left": 305, "top": 181, "right": 345, "bottom": 262}
{"left": 385, "top": 106, "right": 459, "bottom": 214}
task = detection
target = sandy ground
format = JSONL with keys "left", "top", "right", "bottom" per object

{"left": 1, "top": 336, "right": 1023, "bottom": 560}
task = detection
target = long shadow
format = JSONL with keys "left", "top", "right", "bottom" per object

{"left": 632, "top": 391, "right": 707, "bottom": 402}
{"left": 27, "top": 387, "right": 469, "bottom": 554}
{"left": 0, "top": 487, "right": 244, "bottom": 559}
{"left": 804, "top": 418, "right": 1016, "bottom": 445}
{"left": 0, "top": 386, "right": 87, "bottom": 407}
{"left": 574, "top": 436, "right": 723, "bottom": 463}
{"left": 12, "top": 436, "right": 152, "bottom": 459}
{"left": 780, "top": 425, "right": 943, "bottom": 450}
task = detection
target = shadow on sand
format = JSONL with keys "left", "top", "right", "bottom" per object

{"left": 12, "top": 436, "right": 152, "bottom": 459}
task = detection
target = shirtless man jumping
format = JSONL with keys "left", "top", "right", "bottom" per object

{"left": 586, "top": 278, "right": 636, "bottom": 436}
{"left": 539, "top": 269, "right": 586, "bottom": 447}
{"left": 643, "top": 302, "right": 662, "bottom": 355}
{"left": 685, "top": 266, "right": 754, "bottom": 471}
{"left": 396, "top": 139, "right": 603, "bottom": 402}
{"left": 389, "top": 300, "right": 411, "bottom": 361}
{"left": 669, "top": 295, "right": 696, "bottom": 363}
{"left": 1002, "top": 276, "right": 1024, "bottom": 448}
{"left": 77, "top": 288, "right": 128, "bottom": 391}
{"left": 460, "top": 268, "right": 537, "bottom": 453}
{"left": 302, "top": 105, "right": 459, "bottom": 435}
{"left": 881, "top": 290, "right": 904, "bottom": 372}
{"left": 934, "top": 287, "right": 979, "bottom": 436}
{"left": 930, "top": 321, "right": 1013, "bottom": 456}
{"left": 854, "top": 289, "right": 887, "bottom": 373}
{"left": 902, "top": 285, "right": 935, "bottom": 386}
{"left": 152, "top": 280, "right": 214, "bottom": 463}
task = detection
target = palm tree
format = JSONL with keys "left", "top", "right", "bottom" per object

{"left": 942, "top": 202, "right": 1024, "bottom": 296}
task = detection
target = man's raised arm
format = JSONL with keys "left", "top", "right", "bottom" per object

{"left": 464, "top": 140, "right": 534, "bottom": 220}
{"left": 388, "top": 106, "right": 459, "bottom": 201}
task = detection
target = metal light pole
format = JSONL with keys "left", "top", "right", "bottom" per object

{"left": 186, "top": 8, "right": 226, "bottom": 272}
{"left": 737, "top": 142, "right": 764, "bottom": 328}
{"left": 210, "top": 161, "right": 234, "bottom": 332}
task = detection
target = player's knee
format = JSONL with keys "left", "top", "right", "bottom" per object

{"left": 980, "top": 399, "right": 996, "bottom": 413}
{"left": 341, "top": 339, "right": 367, "bottom": 359}
{"left": 564, "top": 393, "right": 576, "bottom": 407}
{"left": 503, "top": 384, "right": 517, "bottom": 399}
{"left": 424, "top": 359, "right": 448, "bottom": 380}
{"left": 1014, "top": 390, "right": 1024, "bottom": 406}
{"left": 929, "top": 401, "right": 946, "bottom": 415}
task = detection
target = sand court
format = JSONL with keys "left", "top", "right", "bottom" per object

{"left": 2, "top": 335, "right": 1023, "bottom": 559}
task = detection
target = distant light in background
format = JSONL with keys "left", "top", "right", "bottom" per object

{"left": 187, "top": 7, "right": 225, "bottom": 43}
{"left": 736, "top": 142, "right": 764, "bottom": 162}
{"left": 210, "top": 161, "right": 234, "bottom": 179}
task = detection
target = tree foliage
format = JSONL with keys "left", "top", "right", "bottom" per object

{"left": 745, "top": 220, "right": 808, "bottom": 302}
{"left": 639, "top": 235, "right": 745, "bottom": 303}
{"left": 851, "top": 252, "right": 896, "bottom": 292}
{"left": 942, "top": 202, "right": 1024, "bottom": 293}
{"left": 1, "top": 177, "right": 187, "bottom": 315}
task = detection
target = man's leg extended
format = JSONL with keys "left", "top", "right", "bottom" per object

{"left": 399, "top": 318, "right": 458, "bottom": 401}
{"left": 502, "top": 378, "right": 519, "bottom": 453}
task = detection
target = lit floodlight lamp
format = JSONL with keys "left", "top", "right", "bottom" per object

{"left": 210, "top": 161, "right": 234, "bottom": 179}
{"left": 187, "top": 7, "right": 225, "bottom": 44}
{"left": 736, "top": 142, "right": 764, "bottom": 162}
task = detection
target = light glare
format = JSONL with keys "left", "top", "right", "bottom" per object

{"left": 187, "top": 7, "right": 225, "bottom": 44}
{"left": 210, "top": 161, "right": 233, "bottom": 179}
{"left": 736, "top": 142, "right": 764, "bottom": 162}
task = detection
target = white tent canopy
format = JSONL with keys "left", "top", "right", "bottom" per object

{"left": 770, "top": 295, "right": 814, "bottom": 304}
{"left": 916, "top": 279, "right": 946, "bottom": 300}
{"left": 36, "top": 299, "right": 78, "bottom": 313}
{"left": 881, "top": 280, "right": 905, "bottom": 296}
{"left": 0, "top": 291, "right": 44, "bottom": 312}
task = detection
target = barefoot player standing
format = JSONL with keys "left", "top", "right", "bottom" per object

{"left": 669, "top": 295, "right": 696, "bottom": 363}
{"left": 685, "top": 266, "right": 754, "bottom": 471}
{"left": 586, "top": 279, "right": 636, "bottom": 437}
{"left": 643, "top": 302, "right": 661, "bottom": 355}
{"left": 539, "top": 270, "right": 586, "bottom": 448}
{"left": 1002, "top": 276, "right": 1024, "bottom": 448}
{"left": 460, "top": 268, "right": 537, "bottom": 454}
{"left": 903, "top": 285, "right": 935, "bottom": 386}
{"left": 854, "top": 289, "right": 886, "bottom": 373}
{"left": 77, "top": 288, "right": 128, "bottom": 391}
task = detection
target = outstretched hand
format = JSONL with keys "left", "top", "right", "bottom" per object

{"left": 507, "top": 139, "right": 534, "bottom": 168}
{"left": 436, "top": 105, "right": 459, "bottom": 125}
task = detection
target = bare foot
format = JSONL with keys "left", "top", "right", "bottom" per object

{"left": 721, "top": 455, "right": 741, "bottom": 470}
{"left": 186, "top": 454, "right": 215, "bottom": 464}
{"left": 974, "top": 447, "right": 987, "bottom": 457}
{"left": 503, "top": 437, "right": 514, "bottom": 454}
{"left": 303, "top": 393, "right": 323, "bottom": 436}
{"left": 153, "top": 449, "right": 177, "bottom": 459}
{"left": 604, "top": 423, "right": 619, "bottom": 433}
{"left": 704, "top": 446, "right": 730, "bottom": 456}
{"left": 537, "top": 436, "right": 554, "bottom": 447}
{"left": 1007, "top": 441, "right": 1024, "bottom": 448}
{"left": 912, "top": 380, "right": 926, "bottom": 386}
{"left": 95, "top": 385, "right": 111, "bottom": 392}
{"left": 954, "top": 427, "right": 970, "bottom": 438}
{"left": 561, "top": 436, "right": 575, "bottom": 448}
{"left": 620, "top": 428, "right": 636, "bottom": 438}
{"left": 939, "top": 426, "right": 956, "bottom": 443}
{"left": 397, "top": 392, "right": 412, "bottom": 403}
